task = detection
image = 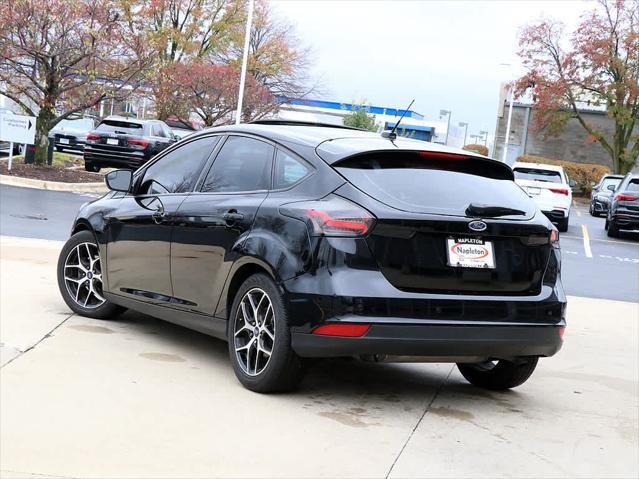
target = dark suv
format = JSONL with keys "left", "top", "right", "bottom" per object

{"left": 606, "top": 173, "right": 639, "bottom": 237}
{"left": 58, "top": 122, "right": 566, "bottom": 393}
{"left": 83, "top": 116, "right": 177, "bottom": 172}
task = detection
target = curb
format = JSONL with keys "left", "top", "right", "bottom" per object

{"left": 0, "top": 174, "right": 107, "bottom": 193}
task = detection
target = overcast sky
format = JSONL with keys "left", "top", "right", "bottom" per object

{"left": 270, "top": 0, "right": 592, "bottom": 140}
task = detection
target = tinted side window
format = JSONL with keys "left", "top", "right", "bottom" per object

{"left": 201, "top": 136, "right": 274, "bottom": 193}
{"left": 151, "top": 123, "right": 165, "bottom": 137}
{"left": 139, "top": 136, "right": 220, "bottom": 194}
{"left": 273, "top": 149, "right": 312, "bottom": 189}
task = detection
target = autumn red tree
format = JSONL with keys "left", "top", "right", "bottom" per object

{"left": 0, "top": 0, "right": 151, "bottom": 164}
{"left": 155, "top": 62, "right": 276, "bottom": 126}
{"left": 516, "top": 0, "right": 639, "bottom": 173}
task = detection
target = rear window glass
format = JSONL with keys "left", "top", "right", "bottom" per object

{"left": 96, "top": 120, "right": 144, "bottom": 135}
{"left": 513, "top": 167, "right": 562, "bottom": 184}
{"left": 627, "top": 179, "right": 639, "bottom": 192}
{"left": 336, "top": 155, "right": 534, "bottom": 218}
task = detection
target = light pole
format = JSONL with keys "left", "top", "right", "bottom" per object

{"left": 499, "top": 62, "right": 517, "bottom": 163}
{"left": 458, "top": 122, "right": 469, "bottom": 146}
{"left": 479, "top": 130, "right": 488, "bottom": 146}
{"left": 235, "top": 0, "right": 255, "bottom": 125}
{"left": 440, "top": 109, "right": 451, "bottom": 145}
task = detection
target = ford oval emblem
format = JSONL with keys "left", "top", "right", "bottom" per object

{"left": 468, "top": 220, "right": 487, "bottom": 232}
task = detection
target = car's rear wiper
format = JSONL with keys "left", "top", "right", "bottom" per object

{"left": 466, "top": 203, "right": 526, "bottom": 217}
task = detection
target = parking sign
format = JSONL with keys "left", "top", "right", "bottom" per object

{"left": 0, "top": 114, "right": 37, "bottom": 145}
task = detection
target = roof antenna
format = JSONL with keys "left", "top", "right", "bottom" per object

{"left": 381, "top": 99, "right": 415, "bottom": 140}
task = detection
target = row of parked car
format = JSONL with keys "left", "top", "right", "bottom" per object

{"left": 589, "top": 173, "right": 639, "bottom": 237}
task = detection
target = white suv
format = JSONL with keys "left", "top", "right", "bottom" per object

{"left": 512, "top": 162, "right": 574, "bottom": 232}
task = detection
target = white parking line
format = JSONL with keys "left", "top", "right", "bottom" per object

{"left": 581, "top": 224, "right": 593, "bottom": 258}
{"left": 561, "top": 235, "right": 639, "bottom": 246}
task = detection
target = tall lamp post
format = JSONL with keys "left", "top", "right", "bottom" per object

{"left": 440, "top": 109, "right": 451, "bottom": 145}
{"left": 459, "top": 122, "right": 469, "bottom": 146}
{"left": 479, "top": 130, "right": 488, "bottom": 146}
{"left": 235, "top": 0, "right": 255, "bottom": 125}
{"left": 499, "top": 62, "right": 517, "bottom": 163}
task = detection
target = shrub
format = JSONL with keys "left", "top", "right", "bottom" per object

{"left": 463, "top": 144, "right": 489, "bottom": 156}
{"left": 517, "top": 155, "right": 610, "bottom": 195}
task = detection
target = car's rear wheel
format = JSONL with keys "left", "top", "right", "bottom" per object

{"left": 84, "top": 162, "right": 100, "bottom": 172}
{"left": 557, "top": 216, "right": 569, "bottom": 232}
{"left": 228, "top": 273, "right": 303, "bottom": 393}
{"left": 57, "top": 231, "right": 124, "bottom": 319}
{"left": 457, "top": 357, "right": 538, "bottom": 390}
{"left": 607, "top": 219, "right": 620, "bottom": 237}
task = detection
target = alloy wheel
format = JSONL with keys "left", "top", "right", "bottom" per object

{"left": 63, "top": 242, "right": 106, "bottom": 309}
{"left": 233, "top": 287, "right": 275, "bottom": 376}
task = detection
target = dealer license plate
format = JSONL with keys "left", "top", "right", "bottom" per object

{"left": 447, "top": 237, "right": 495, "bottom": 269}
{"left": 59, "top": 138, "right": 69, "bottom": 145}
{"left": 106, "top": 138, "right": 119, "bottom": 145}
{"left": 526, "top": 187, "right": 541, "bottom": 196}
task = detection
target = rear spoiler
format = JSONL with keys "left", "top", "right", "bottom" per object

{"left": 333, "top": 150, "right": 514, "bottom": 181}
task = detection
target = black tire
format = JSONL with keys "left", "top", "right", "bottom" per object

{"left": 57, "top": 230, "right": 124, "bottom": 319}
{"left": 607, "top": 219, "right": 620, "bottom": 238}
{"left": 457, "top": 357, "right": 538, "bottom": 390}
{"left": 557, "top": 216, "right": 569, "bottom": 232}
{"left": 228, "top": 273, "right": 303, "bottom": 393}
{"left": 55, "top": 146, "right": 63, "bottom": 152}
{"left": 84, "top": 162, "right": 100, "bottom": 172}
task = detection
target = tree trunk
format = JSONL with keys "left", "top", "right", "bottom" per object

{"left": 33, "top": 109, "right": 54, "bottom": 165}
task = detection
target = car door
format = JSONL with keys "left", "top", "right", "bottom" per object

{"left": 105, "top": 135, "right": 221, "bottom": 304}
{"left": 170, "top": 135, "right": 275, "bottom": 315}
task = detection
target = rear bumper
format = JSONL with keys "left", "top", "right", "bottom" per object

{"left": 611, "top": 209, "right": 639, "bottom": 229}
{"left": 542, "top": 209, "right": 568, "bottom": 221}
{"left": 84, "top": 148, "right": 149, "bottom": 169}
{"left": 292, "top": 322, "right": 564, "bottom": 359}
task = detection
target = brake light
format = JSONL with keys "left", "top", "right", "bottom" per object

{"left": 615, "top": 194, "right": 638, "bottom": 201}
{"left": 127, "top": 139, "right": 149, "bottom": 149}
{"left": 280, "top": 195, "right": 375, "bottom": 237}
{"left": 550, "top": 227, "right": 560, "bottom": 247}
{"left": 312, "top": 324, "right": 370, "bottom": 337}
{"left": 419, "top": 151, "right": 466, "bottom": 161}
{"left": 550, "top": 188, "right": 569, "bottom": 196}
{"left": 86, "top": 134, "right": 100, "bottom": 141}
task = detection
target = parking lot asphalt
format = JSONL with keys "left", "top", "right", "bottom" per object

{"left": 1, "top": 184, "right": 637, "bottom": 302}
{"left": 1, "top": 236, "right": 637, "bottom": 478}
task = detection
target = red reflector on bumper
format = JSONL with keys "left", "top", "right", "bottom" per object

{"left": 559, "top": 326, "right": 565, "bottom": 338}
{"left": 312, "top": 324, "right": 370, "bottom": 337}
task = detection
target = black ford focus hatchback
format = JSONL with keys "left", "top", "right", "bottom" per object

{"left": 57, "top": 121, "right": 566, "bottom": 392}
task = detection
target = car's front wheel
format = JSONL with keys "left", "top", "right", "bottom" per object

{"left": 457, "top": 357, "right": 538, "bottom": 390}
{"left": 57, "top": 230, "right": 124, "bottom": 319}
{"left": 228, "top": 273, "right": 303, "bottom": 393}
{"left": 84, "top": 162, "right": 100, "bottom": 172}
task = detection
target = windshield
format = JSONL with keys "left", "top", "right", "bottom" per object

{"left": 96, "top": 120, "right": 144, "bottom": 135}
{"left": 56, "top": 118, "right": 94, "bottom": 131}
{"left": 513, "top": 167, "right": 563, "bottom": 184}
{"left": 600, "top": 177, "right": 622, "bottom": 191}
{"left": 627, "top": 179, "right": 639, "bottom": 192}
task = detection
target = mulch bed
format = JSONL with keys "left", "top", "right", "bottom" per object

{"left": 0, "top": 161, "right": 103, "bottom": 183}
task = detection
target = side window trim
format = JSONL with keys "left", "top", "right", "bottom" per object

{"left": 196, "top": 134, "right": 276, "bottom": 194}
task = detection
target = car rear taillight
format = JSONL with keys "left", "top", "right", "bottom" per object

{"left": 280, "top": 195, "right": 375, "bottom": 237}
{"left": 86, "top": 134, "right": 100, "bottom": 141}
{"left": 312, "top": 324, "right": 370, "bottom": 337}
{"left": 127, "top": 139, "right": 149, "bottom": 149}
{"left": 418, "top": 151, "right": 466, "bottom": 161}
{"left": 615, "top": 194, "right": 638, "bottom": 201}
{"left": 550, "top": 188, "right": 569, "bottom": 196}
{"left": 550, "top": 227, "right": 560, "bottom": 248}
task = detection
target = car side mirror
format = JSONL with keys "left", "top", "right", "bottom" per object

{"left": 590, "top": 181, "right": 596, "bottom": 187}
{"left": 105, "top": 169, "right": 132, "bottom": 192}
{"left": 607, "top": 184, "right": 616, "bottom": 191}
{"left": 568, "top": 179, "right": 577, "bottom": 188}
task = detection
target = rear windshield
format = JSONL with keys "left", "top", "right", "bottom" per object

{"left": 336, "top": 155, "right": 535, "bottom": 218}
{"left": 96, "top": 120, "right": 144, "bottom": 135}
{"left": 513, "top": 167, "right": 562, "bottom": 184}
{"left": 627, "top": 179, "right": 639, "bottom": 192}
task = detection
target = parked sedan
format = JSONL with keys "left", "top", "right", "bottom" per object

{"left": 83, "top": 116, "right": 177, "bottom": 172}
{"left": 57, "top": 121, "right": 565, "bottom": 393}
{"left": 48, "top": 117, "right": 96, "bottom": 153}
{"left": 606, "top": 173, "right": 639, "bottom": 237}
{"left": 590, "top": 174, "right": 624, "bottom": 216}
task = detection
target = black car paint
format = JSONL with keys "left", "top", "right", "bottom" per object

{"left": 70, "top": 124, "right": 566, "bottom": 361}
{"left": 590, "top": 174, "right": 624, "bottom": 215}
{"left": 607, "top": 173, "right": 639, "bottom": 231}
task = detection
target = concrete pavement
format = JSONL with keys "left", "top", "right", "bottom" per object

{"left": 1, "top": 236, "right": 637, "bottom": 478}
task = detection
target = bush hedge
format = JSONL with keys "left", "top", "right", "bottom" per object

{"left": 516, "top": 155, "right": 610, "bottom": 195}
{"left": 463, "top": 144, "right": 489, "bottom": 156}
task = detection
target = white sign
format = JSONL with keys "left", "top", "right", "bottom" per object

{"left": 447, "top": 237, "right": 496, "bottom": 269}
{"left": 0, "top": 114, "right": 37, "bottom": 145}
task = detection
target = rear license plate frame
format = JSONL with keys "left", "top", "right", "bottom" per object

{"left": 106, "top": 138, "right": 119, "bottom": 146}
{"left": 446, "top": 237, "right": 496, "bottom": 269}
